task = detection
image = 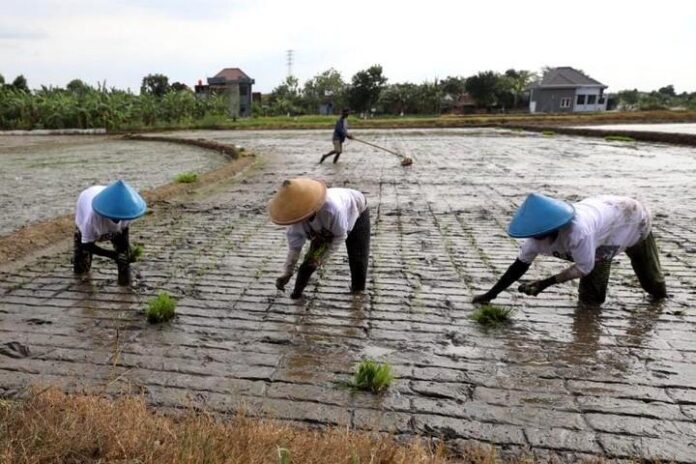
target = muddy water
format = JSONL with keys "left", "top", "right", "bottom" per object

{"left": 2, "top": 128, "right": 696, "bottom": 462}
{"left": 570, "top": 122, "right": 696, "bottom": 135}
{"left": 0, "top": 136, "right": 228, "bottom": 235}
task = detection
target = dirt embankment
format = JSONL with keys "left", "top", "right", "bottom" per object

{"left": 0, "top": 136, "right": 253, "bottom": 267}
{"left": 511, "top": 126, "right": 696, "bottom": 146}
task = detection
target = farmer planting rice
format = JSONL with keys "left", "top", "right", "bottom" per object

{"left": 269, "top": 177, "right": 369, "bottom": 299}
{"left": 473, "top": 193, "right": 667, "bottom": 306}
{"left": 319, "top": 108, "right": 353, "bottom": 164}
{"left": 73, "top": 180, "right": 147, "bottom": 286}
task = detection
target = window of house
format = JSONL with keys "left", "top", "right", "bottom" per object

{"left": 587, "top": 95, "right": 597, "bottom": 104}
{"left": 239, "top": 86, "right": 248, "bottom": 96}
{"left": 560, "top": 97, "right": 571, "bottom": 108}
{"left": 598, "top": 96, "right": 606, "bottom": 104}
{"left": 576, "top": 95, "right": 586, "bottom": 105}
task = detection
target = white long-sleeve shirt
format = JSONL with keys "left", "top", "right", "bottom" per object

{"left": 283, "top": 188, "right": 367, "bottom": 274}
{"left": 518, "top": 195, "right": 652, "bottom": 275}
{"left": 75, "top": 186, "right": 130, "bottom": 243}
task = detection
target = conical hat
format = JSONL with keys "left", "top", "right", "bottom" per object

{"left": 268, "top": 178, "right": 327, "bottom": 225}
{"left": 507, "top": 193, "right": 575, "bottom": 238}
{"left": 92, "top": 180, "right": 147, "bottom": 220}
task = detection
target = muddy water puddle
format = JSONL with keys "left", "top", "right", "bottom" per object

{"left": 2, "top": 128, "right": 696, "bottom": 461}
{"left": 0, "top": 136, "right": 228, "bottom": 236}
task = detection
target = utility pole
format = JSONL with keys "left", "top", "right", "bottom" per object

{"left": 286, "top": 49, "right": 294, "bottom": 78}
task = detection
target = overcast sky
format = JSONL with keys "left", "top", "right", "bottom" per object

{"left": 2, "top": 0, "right": 695, "bottom": 94}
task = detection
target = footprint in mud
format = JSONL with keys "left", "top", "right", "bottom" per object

{"left": 24, "top": 318, "right": 53, "bottom": 326}
{"left": 0, "top": 341, "right": 31, "bottom": 358}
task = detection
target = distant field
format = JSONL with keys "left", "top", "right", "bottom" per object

{"left": 116, "top": 110, "right": 696, "bottom": 133}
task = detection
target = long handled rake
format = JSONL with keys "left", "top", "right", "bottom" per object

{"left": 352, "top": 137, "right": 413, "bottom": 167}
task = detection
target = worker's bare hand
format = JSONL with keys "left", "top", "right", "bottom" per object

{"left": 275, "top": 274, "right": 292, "bottom": 291}
{"left": 518, "top": 281, "right": 545, "bottom": 296}
{"left": 346, "top": 134, "right": 354, "bottom": 140}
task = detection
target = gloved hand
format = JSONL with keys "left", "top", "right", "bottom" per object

{"left": 276, "top": 273, "right": 292, "bottom": 291}
{"left": 472, "top": 292, "right": 495, "bottom": 304}
{"left": 518, "top": 279, "right": 552, "bottom": 296}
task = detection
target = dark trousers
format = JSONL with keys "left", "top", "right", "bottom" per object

{"left": 345, "top": 209, "right": 370, "bottom": 291}
{"left": 73, "top": 228, "right": 130, "bottom": 285}
{"left": 578, "top": 232, "right": 666, "bottom": 305}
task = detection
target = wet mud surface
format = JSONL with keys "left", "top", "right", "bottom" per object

{"left": 0, "top": 136, "right": 228, "bottom": 236}
{"left": 2, "top": 128, "right": 696, "bottom": 462}
{"left": 572, "top": 123, "right": 696, "bottom": 135}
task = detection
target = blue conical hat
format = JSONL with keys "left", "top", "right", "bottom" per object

{"left": 507, "top": 193, "right": 575, "bottom": 238}
{"left": 92, "top": 180, "right": 147, "bottom": 220}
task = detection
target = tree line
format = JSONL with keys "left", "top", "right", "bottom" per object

{"left": 615, "top": 85, "right": 696, "bottom": 111}
{"left": 0, "top": 73, "right": 228, "bottom": 131}
{"left": 1, "top": 69, "right": 694, "bottom": 130}
{"left": 262, "top": 66, "right": 537, "bottom": 116}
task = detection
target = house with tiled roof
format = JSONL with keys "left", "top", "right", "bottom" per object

{"left": 195, "top": 68, "right": 255, "bottom": 117}
{"left": 529, "top": 67, "right": 608, "bottom": 113}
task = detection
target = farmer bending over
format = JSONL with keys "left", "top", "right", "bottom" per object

{"left": 269, "top": 177, "right": 369, "bottom": 299}
{"left": 473, "top": 193, "right": 667, "bottom": 306}
{"left": 74, "top": 180, "right": 147, "bottom": 286}
{"left": 319, "top": 108, "right": 353, "bottom": 164}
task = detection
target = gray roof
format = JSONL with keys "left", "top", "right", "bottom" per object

{"left": 534, "top": 67, "right": 606, "bottom": 88}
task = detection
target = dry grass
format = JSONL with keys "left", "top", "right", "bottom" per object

{"left": 0, "top": 388, "right": 629, "bottom": 464}
{"left": 0, "top": 388, "right": 456, "bottom": 464}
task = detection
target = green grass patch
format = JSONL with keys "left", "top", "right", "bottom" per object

{"left": 604, "top": 135, "right": 636, "bottom": 142}
{"left": 174, "top": 172, "right": 199, "bottom": 183}
{"left": 541, "top": 130, "right": 555, "bottom": 136}
{"left": 350, "top": 360, "right": 394, "bottom": 393}
{"left": 145, "top": 292, "right": 177, "bottom": 324}
{"left": 129, "top": 243, "right": 144, "bottom": 262}
{"left": 471, "top": 304, "right": 514, "bottom": 327}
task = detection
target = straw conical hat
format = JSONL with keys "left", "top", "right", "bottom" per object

{"left": 92, "top": 180, "right": 147, "bottom": 220}
{"left": 507, "top": 193, "right": 575, "bottom": 238}
{"left": 268, "top": 178, "right": 327, "bottom": 225}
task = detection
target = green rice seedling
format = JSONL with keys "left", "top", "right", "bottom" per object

{"left": 605, "top": 135, "right": 635, "bottom": 142}
{"left": 174, "top": 172, "right": 199, "bottom": 183}
{"left": 129, "top": 243, "right": 144, "bottom": 262}
{"left": 146, "top": 292, "right": 177, "bottom": 324}
{"left": 277, "top": 448, "right": 291, "bottom": 464}
{"left": 351, "top": 360, "right": 394, "bottom": 393}
{"left": 471, "top": 304, "right": 513, "bottom": 327}
{"left": 541, "top": 130, "right": 555, "bottom": 136}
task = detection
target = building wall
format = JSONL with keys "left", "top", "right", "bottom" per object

{"left": 530, "top": 88, "right": 576, "bottom": 113}
{"left": 573, "top": 86, "right": 608, "bottom": 112}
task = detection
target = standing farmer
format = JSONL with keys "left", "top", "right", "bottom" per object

{"left": 73, "top": 180, "right": 147, "bottom": 286}
{"left": 319, "top": 108, "right": 353, "bottom": 164}
{"left": 269, "top": 177, "right": 370, "bottom": 299}
{"left": 473, "top": 193, "right": 667, "bottom": 306}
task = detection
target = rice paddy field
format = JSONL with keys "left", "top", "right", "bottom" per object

{"left": 1, "top": 128, "right": 696, "bottom": 462}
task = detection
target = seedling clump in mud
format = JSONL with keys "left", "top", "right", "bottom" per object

{"left": 351, "top": 360, "right": 394, "bottom": 393}
{"left": 471, "top": 304, "right": 513, "bottom": 327}
{"left": 146, "top": 292, "right": 177, "bottom": 323}
{"left": 129, "top": 243, "right": 144, "bottom": 262}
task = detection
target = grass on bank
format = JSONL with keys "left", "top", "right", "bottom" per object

{"left": 604, "top": 135, "right": 636, "bottom": 142}
{"left": 0, "top": 388, "right": 457, "bottom": 464}
{"left": 145, "top": 292, "right": 177, "bottom": 323}
{"left": 174, "top": 172, "right": 199, "bottom": 183}
{"left": 351, "top": 360, "right": 394, "bottom": 393}
{"left": 105, "top": 109, "right": 696, "bottom": 133}
{"left": 471, "top": 304, "right": 514, "bottom": 327}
